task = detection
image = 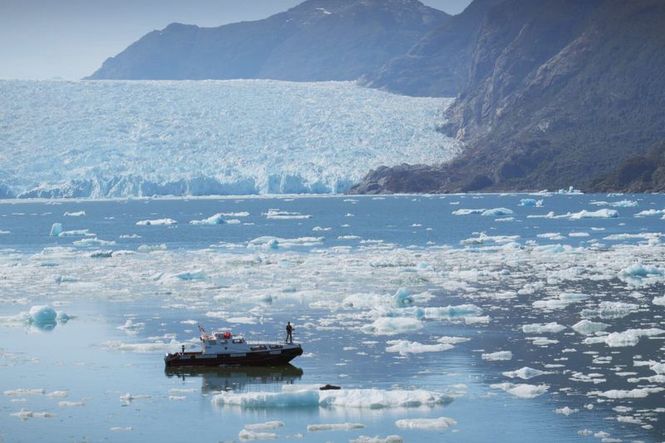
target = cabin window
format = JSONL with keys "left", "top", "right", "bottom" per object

{"left": 207, "top": 340, "right": 217, "bottom": 345}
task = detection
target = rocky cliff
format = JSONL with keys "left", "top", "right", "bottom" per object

{"left": 352, "top": 0, "right": 665, "bottom": 193}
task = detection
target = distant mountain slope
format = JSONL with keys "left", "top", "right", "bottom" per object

{"left": 87, "top": 0, "right": 448, "bottom": 81}
{"left": 351, "top": 0, "right": 665, "bottom": 193}
{"left": 361, "top": 0, "right": 503, "bottom": 97}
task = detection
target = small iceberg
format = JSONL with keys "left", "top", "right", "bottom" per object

{"left": 190, "top": 213, "right": 226, "bottom": 225}
{"left": 481, "top": 208, "right": 514, "bottom": 217}
{"left": 519, "top": 198, "right": 543, "bottom": 207}
{"left": 49, "top": 223, "right": 63, "bottom": 236}
{"left": 136, "top": 218, "right": 177, "bottom": 226}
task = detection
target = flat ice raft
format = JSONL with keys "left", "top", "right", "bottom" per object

{"left": 212, "top": 387, "right": 450, "bottom": 409}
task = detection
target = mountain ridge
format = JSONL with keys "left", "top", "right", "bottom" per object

{"left": 87, "top": 0, "right": 448, "bottom": 81}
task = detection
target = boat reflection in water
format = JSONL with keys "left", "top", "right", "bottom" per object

{"left": 165, "top": 364, "right": 304, "bottom": 394}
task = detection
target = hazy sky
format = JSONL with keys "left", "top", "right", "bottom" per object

{"left": 0, "top": 0, "right": 472, "bottom": 80}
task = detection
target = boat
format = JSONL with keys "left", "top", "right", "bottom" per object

{"left": 164, "top": 328, "right": 303, "bottom": 368}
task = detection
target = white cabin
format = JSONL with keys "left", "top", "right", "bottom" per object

{"left": 200, "top": 331, "right": 291, "bottom": 355}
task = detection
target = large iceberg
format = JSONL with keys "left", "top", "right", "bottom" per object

{"left": 0, "top": 80, "right": 460, "bottom": 197}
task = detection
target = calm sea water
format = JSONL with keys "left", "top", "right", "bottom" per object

{"left": 1, "top": 194, "right": 664, "bottom": 442}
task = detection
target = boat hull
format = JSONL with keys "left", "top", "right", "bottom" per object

{"left": 165, "top": 345, "right": 303, "bottom": 368}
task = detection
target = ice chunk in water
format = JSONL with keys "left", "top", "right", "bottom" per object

{"left": 49, "top": 223, "right": 63, "bottom": 236}
{"left": 350, "top": 436, "right": 403, "bottom": 443}
{"left": 190, "top": 213, "right": 226, "bottom": 225}
{"left": 307, "top": 423, "right": 365, "bottom": 431}
{"left": 29, "top": 305, "right": 57, "bottom": 329}
{"left": 244, "top": 421, "right": 284, "bottom": 431}
{"left": 519, "top": 199, "right": 543, "bottom": 207}
{"left": 482, "top": 351, "right": 513, "bottom": 361}
{"left": 502, "top": 367, "right": 550, "bottom": 380}
{"left": 385, "top": 340, "right": 454, "bottom": 355}
{"left": 481, "top": 208, "right": 514, "bottom": 217}
{"left": 568, "top": 209, "right": 618, "bottom": 219}
{"left": 618, "top": 263, "right": 664, "bottom": 286}
{"left": 490, "top": 383, "right": 549, "bottom": 399}
{"left": 213, "top": 387, "right": 448, "bottom": 410}
{"left": 583, "top": 328, "right": 665, "bottom": 347}
{"left": 572, "top": 320, "right": 609, "bottom": 335}
{"left": 360, "top": 317, "right": 423, "bottom": 336}
{"left": 395, "top": 417, "right": 456, "bottom": 430}
{"left": 136, "top": 218, "right": 177, "bottom": 226}
{"left": 392, "top": 288, "right": 413, "bottom": 308}
{"left": 522, "top": 322, "right": 566, "bottom": 334}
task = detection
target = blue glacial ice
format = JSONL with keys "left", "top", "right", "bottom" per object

{"left": 0, "top": 80, "right": 460, "bottom": 197}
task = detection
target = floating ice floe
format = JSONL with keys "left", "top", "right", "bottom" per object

{"left": 307, "top": 423, "right": 365, "bottom": 431}
{"left": 10, "top": 409, "right": 55, "bottom": 420}
{"left": 392, "top": 288, "right": 413, "bottom": 307}
{"left": 451, "top": 208, "right": 485, "bottom": 216}
{"left": 533, "top": 293, "right": 588, "bottom": 310}
{"left": 173, "top": 270, "right": 207, "bottom": 281}
{"left": 589, "top": 387, "right": 664, "bottom": 399}
{"left": 618, "top": 263, "right": 665, "bottom": 287}
{"left": 49, "top": 223, "right": 63, "bottom": 236}
{"left": 555, "top": 406, "right": 578, "bottom": 416}
{"left": 522, "top": 322, "right": 566, "bottom": 334}
{"left": 58, "top": 229, "right": 93, "bottom": 237}
{"left": 117, "top": 319, "right": 145, "bottom": 335}
{"left": 583, "top": 328, "right": 664, "bottom": 347}
{"left": 581, "top": 301, "right": 639, "bottom": 320}
{"left": 350, "top": 435, "right": 403, "bottom": 443}
{"left": 238, "top": 429, "right": 277, "bottom": 440}
{"left": 360, "top": 317, "right": 423, "bottom": 336}
{"left": 4, "top": 388, "right": 46, "bottom": 397}
{"left": 394, "top": 417, "right": 456, "bottom": 430}
{"left": 58, "top": 401, "right": 84, "bottom": 408}
{"left": 502, "top": 367, "right": 551, "bottom": 380}
{"left": 537, "top": 232, "right": 565, "bottom": 240}
{"left": 528, "top": 209, "right": 618, "bottom": 220}
{"left": 572, "top": 320, "right": 609, "bottom": 335}
{"left": 481, "top": 208, "right": 514, "bottom": 217}
{"left": 490, "top": 383, "right": 549, "bottom": 399}
{"left": 6, "top": 305, "right": 73, "bottom": 330}
{"left": 590, "top": 200, "right": 637, "bottom": 208}
{"left": 385, "top": 340, "right": 454, "bottom": 355}
{"left": 189, "top": 213, "right": 226, "bottom": 225}
{"left": 245, "top": 421, "right": 284, "bottom": 432}
{"left": 63, "top": 211, "right": 86, "bottom": 216}
{"left": 653, "top": 296, "right": 665, "bottom": 306}
{"left": 248, "top": 236, "right": 323, "bottom": 250}
{"left": 568, "top": 209, "right": 618, "bottom": 220}
{"left": 120, "top": 393, "right": 151, "bottom": 402}
{"left": 519, "top": 198, "right": 544, "bottom": 207}
{"left": 460, "top": 233, "right": 520, "bottom": 246}
{"left": 634, "top": 209, "right": 665, "bottom": 217}
{"left": 73, "top": 237, "right": 115, "bottom": 247}
{"left": 104, "top": 340, "right": 182, "bottom": 353}
{"left": 136, "top": 218, "right": 177, "bottom": 226}
{"left": 437, "top": 336, "right": 470, "bottom": 345}
{"left": 264, "top": 209, "right": 311, "bottom": 220}
{"left": 482, "top": 351, "right": 513, "bottom": 361}
{"left": 212, "top": 387, "right": 449, "bottom": 410}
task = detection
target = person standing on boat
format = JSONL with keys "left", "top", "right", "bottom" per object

{"left": 285, "top": 322, "right": 294, "bottom": 343}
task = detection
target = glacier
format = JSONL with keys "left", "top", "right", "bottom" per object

{"left": 0, "top": 80, "right": 460, "bottom": 198}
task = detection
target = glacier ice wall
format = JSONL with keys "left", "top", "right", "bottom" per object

{"left": 0, "top": 80, "right": 460, "bottom": 198}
